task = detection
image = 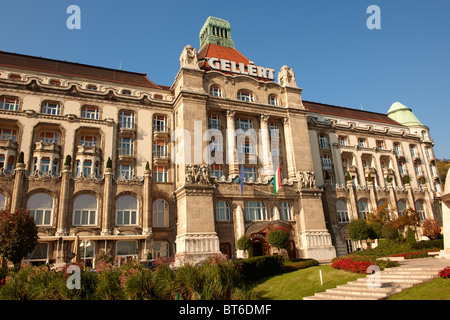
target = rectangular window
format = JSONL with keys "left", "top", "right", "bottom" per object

{"left": 0, "top": 97, "right": 19, "bottom": 110}
{"left": 80, "top": 136, "right": 97, "bottom": 147}
{"left": 153, "top": 115, "right": 167, "bottom": 132}
{"left": 82, "top": 106, "right": 99, "bottom": 119}
{"left": 83, "top": 160, "right": 92, "bottom": 177}
{"left": 358, "top": 138, "right": 367, "bottom": 148}
{"left": 338, "top": 136, "right": 348, "bottom": 146}
{"left": 119, "top": 111, "right": 135, "bottom": 129}
{"left": 243, "top": 167, "right": 258, "bottom": 181}
{"left": 42, "top": 102, "right": 61, "bottom": 115}
{"left": 29, "top": 209, "right": 52, "bottom": 226}
{"left": 153, "top": 140, "right": 168, "bottom": 158}
{"left": 118, "top": 164, "right": 133, "bottom": 179}
{"left": 0, "top": 129, "right": 17, "bottom": 141}
{"left": 210, "top": 86, "right": 222, "bottom": 97}
{"left": 318, "top": 135, "right": 329, "bottom": 149}
{"left": 73, "top": 210, "right": 96, "bottom": 226}
{"left": 322, "top": 155, "right": 332, "bottom": 170}
{"left": 210, "top": 164, "right": 223, "bottom": 180}
{"left": 236, "top": 118, "right": 253, "bottom": 131}
{"left": 154, "top": 166, "right": 168, "bottom": 182}
{"left": 40, "top": 158, "right": 50, "bottom": 174}
{"left": 152, "top": 241, "right": 169, "bottom": 258}
{"left": 119, "top": 137, "right": 134, "bottom": 156}
{"left": 410, "top": 145, "right": 417, "bottom": 158}
{"left": 40, "top": 132, "right": 59, "bottom": 144}
{"left": 208, "top": 114, "right": 221, "bottom": 130}
{"left": 116, "top": 210, "right": 137, "bottom": 226}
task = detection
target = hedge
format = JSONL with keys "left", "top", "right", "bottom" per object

{"left": 233, "top": 255, "right": 285, "bottom": 281}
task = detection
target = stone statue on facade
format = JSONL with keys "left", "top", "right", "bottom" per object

{"left": 297, "top": 171, "right": 316, "bottom": 189}
{"left": 179, "top": 45, "right": 199, "bottom": 69}
{"left": 185, "top": 164, "right": 213, "bottom": 186}
{"left": 278, "top": 65, "right": 297, "bottom": 87}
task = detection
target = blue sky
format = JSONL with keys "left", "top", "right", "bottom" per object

{"left": 1, "top": 0, "right": 449, "bottom": 158}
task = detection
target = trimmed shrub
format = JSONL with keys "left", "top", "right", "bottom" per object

{"left": 234, "top": 255, "right": 285, "bottom": 281}
{"left": 282, "top": 259, "right": 319, "bottom": 272}
{"left": 411, "top": 239, "right": 443, "bottom": 250}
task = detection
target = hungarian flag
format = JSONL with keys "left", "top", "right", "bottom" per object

{"left": 273, "top": 165, "right": 281, "bottom": 196}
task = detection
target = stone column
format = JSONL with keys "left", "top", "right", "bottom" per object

{"left": 368, "top": 181, "right": 378, "bottom": 211}
{"left": 347, "top": 180, "right": 359, "bottom": 220}
{"left": 259, "top": 114, "right": 273, "bottom": 178}
{"left": 387, "top": 182, "right": 398, "bottom": 219}
{"left": 101, "top": 168, "right": 114, "bottom": 235}
{"left": 226, "top": 109, "right": 238, "bottom": 176}
{"left": 234, "top": 204, "right": 246, "bottom": 259}
{"left": 142, "top": 169, "right": 152, "bottom": 236}
{"left": 11, "top": 163, "right": 26, "bottom": 212}
{"left": 282, "top": 117, "right": 296, "bottom": 179}
{"left": 56, "top": 165, "right": 72, "bottom": 236}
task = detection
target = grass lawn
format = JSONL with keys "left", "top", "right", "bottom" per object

{"left": 252, "top": 265, "right": 366, "bottom": 300}
{"left": 387, "top": 278, "right": 450, "bottom": 300}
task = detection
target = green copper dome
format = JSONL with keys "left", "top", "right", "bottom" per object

{"left": 199, "top": 16, "right": 235, "bottom": 51}
{"left": 387, "top": 102, "right": 423, "bottom": 126}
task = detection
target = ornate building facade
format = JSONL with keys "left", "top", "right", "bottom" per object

{"left": 0, "top": 17, "right": 442, "bottom": 266}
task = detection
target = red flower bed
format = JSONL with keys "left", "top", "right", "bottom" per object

{"left": 331, "top": 258, "right": 375, "bottom": 274}
{"left": 438, "top": 267, "right": 450, "bottom": 279}
{"left": 389, "top": 252, "right": 429, "bottom": 259}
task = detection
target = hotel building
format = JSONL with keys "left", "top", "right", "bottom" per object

{"left": 0, "top": 17, "right": 442, "bottom": 266}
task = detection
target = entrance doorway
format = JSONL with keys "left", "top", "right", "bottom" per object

{"left": 252, "top": 241, "right": 270, "bottom": 257}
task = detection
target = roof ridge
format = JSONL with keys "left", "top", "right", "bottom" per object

{"left": 303, "top": 99, "right": 390, "bottom": 117}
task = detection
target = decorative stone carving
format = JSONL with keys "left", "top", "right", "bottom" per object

{"left": 297, "top": 171, "right": 316, "bottom": 189}
{"left": 179, "top": 45, "right": 199, "bottom": 69}
{"left": 278, "top": 65, "right": 297, "bottom": 87}
{"left": 185, "top": 164, "right": 213, "bottom": 186}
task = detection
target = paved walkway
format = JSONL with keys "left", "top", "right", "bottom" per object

{"left": 396, "top": 257, "right": 450, "bottom": 269}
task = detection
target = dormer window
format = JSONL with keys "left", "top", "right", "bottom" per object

{"left": 268, "top": 95, "right": 278, "bottom": 106}
{"left": 9, "top": 74, "right": 21, "bottom": 80}
{"left": 86, "top": 84, "right": 98, "bottom": 91}
{"left": 42, "top": 101, "right": 61, "bottom": 115}
{"left": 0, "top": 96, "right": 19, "bottom": 111}
{"left": 122, "top": 89, "right": 132, "bottom": 95}
{"left": 154, "top": 94, "right": 163, "bottom": 100}
{"left": 49, "top": 79, "right": 61, "bottom": 86}
{"left": 210, "top": 86, "right": 222, "bottom": 97}
{"left": 238, "top": 90, "right": 254, "bottom": 102}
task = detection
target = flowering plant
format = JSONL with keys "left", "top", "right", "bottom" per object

{"left": 438, "top": 266, "right": 450, "bottom": 279}
{"left": 331, "top": 258, "right": 375, "bottom": 274}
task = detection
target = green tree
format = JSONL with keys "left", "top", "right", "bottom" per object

{"left": 348, "top": 219, "right": 370, "bottom": 247}
{"left": 0, "top": 210, "right": 38, "bottom": 267}
{"left": 266, "top": 230, "right": 289, "bottom": 254}
{"left": 236, "top": 235, "right": 252, "bottom": 255}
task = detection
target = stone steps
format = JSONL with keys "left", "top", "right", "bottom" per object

{"left": 303, "top": 265, "right": 441, "bottom": 300}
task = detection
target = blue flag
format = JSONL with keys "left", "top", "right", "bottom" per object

{"left": 240, "top": 165, "right": 244, "bottom": 195}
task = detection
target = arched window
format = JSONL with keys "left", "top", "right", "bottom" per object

{"left": 210, "top": 85, "right": 222, "bottom": 97}
{"left": 0, "top": 193, "right": 5, "bottom": 211}
{"left": 153, "top": 199, "right": 169, "bottom": 227}
{"left": 336, "top": 199, "right": 349, "bottom": 223}
{"left": 116, "top": 195, "right": 138, "bottom": 226}
{"left": 27, "top": 193, "right": 53, "bottom": 226}
{"left": 357, "top": 200, "right": 369, "bottom": 220}
{"left": 237, "top": 90, "right": 254, "bottom": 102}
{"left": 73, "top": 194, "right": 97, "bottom": 226}
{"left": 245, "top": 201, "right": 267, "bottom": 221}
{"left": 215, "top": 201, "right": 230, "bottom": 221}
{"left": 397, "top": 200, "right": 407, "bottom": 216}
{"left": 280, "top": 202, "right": 293, "bottom": 221}
{"left": 415, "top": 201, "right": 426, "bottom": 221}
{"left": 268, "top": 95, "right": 278, "bottom": 106}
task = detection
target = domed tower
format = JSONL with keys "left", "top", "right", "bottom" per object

{"left": 387, "top": 102, "right": 423, "bottom": 127}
